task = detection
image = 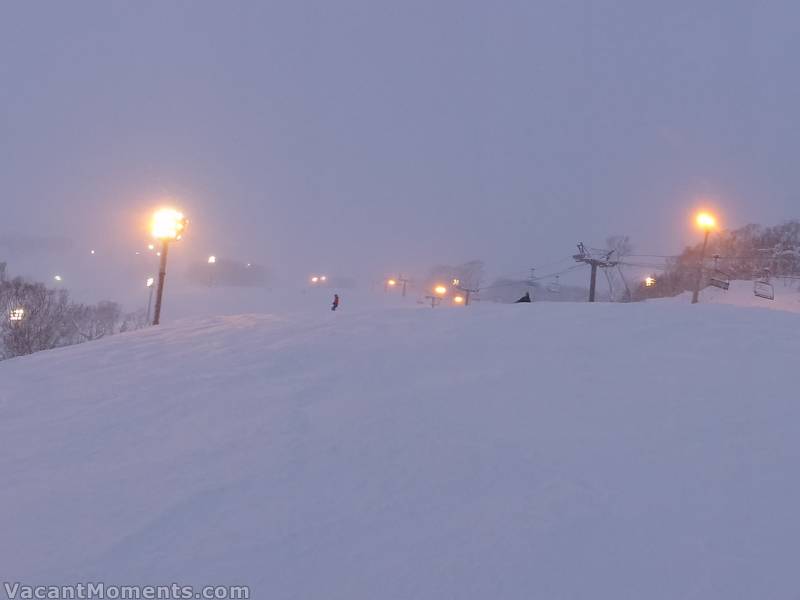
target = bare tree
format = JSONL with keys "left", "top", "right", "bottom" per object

{"left": 120, "top": 309, "right": 149, "bottom": 333}
{"left": 70, "top": 300, "right": 123, "bottom": 341}
{"left": 1, "top": 275, "right": 147, "bottom": 360}
{"left": 427, "top": 260, "right": 485, "bottom": 291}
{"left": 604, "top": 235, "right": 633, "bottom": 302}
{"left": 0, "top": 277, "right": 74, "bottom": 358}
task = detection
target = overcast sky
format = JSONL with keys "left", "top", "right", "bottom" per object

{"left": 1, "top": 1, "right": 798, "bottom": 300}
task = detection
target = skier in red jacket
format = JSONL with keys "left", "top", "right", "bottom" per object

{"left": 331, "top": 294, "right": 340, "bottom": 311}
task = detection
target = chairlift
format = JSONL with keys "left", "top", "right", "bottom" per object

{"left": 546, "top": 275, "right": 561, "bottom": 294}
{"left": 754, "top": 269, "right": 774, "bottom": 300}
{"left": 708, "top": 274, "right": 730, "bottom": 290}
{"left": 525, "top": 268, "right": 536, "bottom": 286}
{"left": 708, "top": 255, "right": 730, "bottom": 290}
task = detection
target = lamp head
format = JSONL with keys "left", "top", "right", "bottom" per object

{"left": 151, "top": 208, "right": 187, "bottom": 240}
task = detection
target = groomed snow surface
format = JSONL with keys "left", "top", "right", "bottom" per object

{"left": 2, "top": 284, "right": 800, "bottom": 599}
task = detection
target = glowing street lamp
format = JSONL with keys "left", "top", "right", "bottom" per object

{"left": 150, "top": 207, "right": 187, "bottom": 325}
{"left": 696, "top": 212, "right": 716, "bottom": 230}
{"left": 151, "top": 208, "right": 186, "bottom": 240}
{"left": 208, "top": 255, "right": 217, "bottom": 264}
{"left": 453, "top": 295, "right": 465, "bottom": 305}
{"left": 53, "top": 275, "right": 62, "bottom": 282}
{"left": 311, "top": 276, "right": 320, "bottom": 283}
{"left": 691, "top": 210, "right": 717, "bottom": 304}
{"left": 645, "top": 276, "right": 656, "bottom": 288}
{"left": 424, "top": 285, "right": 448, "bottom": 308}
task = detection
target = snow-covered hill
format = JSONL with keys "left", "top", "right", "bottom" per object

{"left": 2, "top": 299, "right": 800, "bottom": 599}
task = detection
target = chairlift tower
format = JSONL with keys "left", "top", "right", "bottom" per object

{"left": 424, "top": 295, "right": 442, "bottom": 308}
{"left": 397, "top": 274, "right": 410, "bottom": 297}
{"left": 452, "top": 281, "right": 479, "bottom": 306}
{"left": 573, "top": 242, "right": 618, "bottom": 302}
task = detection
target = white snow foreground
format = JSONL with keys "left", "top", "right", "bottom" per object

{"left": 2, "top": 301, "right": 800, "bottom": 599}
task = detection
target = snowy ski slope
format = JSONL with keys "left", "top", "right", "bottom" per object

{"left": 2, "top": 297, "right": 800, "bottom": 599}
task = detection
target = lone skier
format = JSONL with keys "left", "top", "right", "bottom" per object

{"left": 331, "top": 293, "right": 340, "bottom": 311}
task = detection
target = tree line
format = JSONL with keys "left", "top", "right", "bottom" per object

{"left": 636, "top": 220, "right": 800, "bottom": 299}
{"left": 0, "top": 273, "right": 147, "bottom": 360}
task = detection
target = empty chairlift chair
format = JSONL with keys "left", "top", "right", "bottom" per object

{"left": 753, "top": 268, "right": 775, "bottom": 300}
{"left": 708, "top": 255, "right": 731, "bottom": 291}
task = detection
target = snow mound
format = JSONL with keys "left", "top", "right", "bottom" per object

{"left": 2, "top": 301, "right": 800, "bottom": 599}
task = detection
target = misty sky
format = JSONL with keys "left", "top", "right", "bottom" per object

{"left": 2, "top": 1, "right": 799, "bottom": 301}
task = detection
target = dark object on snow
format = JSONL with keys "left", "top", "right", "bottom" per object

{"left": 514, "top": 291, "right": 531, "bottom": 303}
{"left": 331, "top": 294, "right": 340, "bottom": 311}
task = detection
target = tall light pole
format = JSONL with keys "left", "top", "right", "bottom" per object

{"left": 691, "top": 212, "right": 716, "bottom": 304}
{"left": 208, "top": 255, "right": 217, "bottom": 287}
{"left": 145, "top": 277, "right": 155, "bottom": 324}
{"left": 150, "top": 208, "right": 187, "bottom": 325}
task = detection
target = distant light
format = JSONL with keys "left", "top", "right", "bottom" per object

{"left": 151, "top": 208, "right": 187, "bottom": 240}
{"left": 90, "top": 249, "right": 96, "bottom": 255}
{"left": 452, "top": 278, "right": 460, "bottom": 286}
{"left": 156, "top": 252, "right": 161, "bottom": 257}
{"left": 695, "top": 212, "right": 716, "bottom": 230}
{"left": 387, "top": 279, "right": 397, "bottom": 286}
{"left": 246, "top": 263, "right": 251, "bottom": 268}
{"left": 146, "top": 277, "right": 155, "bottom": 287}
{"left": 320, "top": 275, "right": 327, "bottom": 281}
{"left": 311, "top": 276, "right": 319, "bottom": 283}
{"left": 453, "top": 295, "right": 465, "bottom": 304}
{"left": 208, "top": 255, "right": 217, "bottom": 264}
{"left": 53, "top": 275, "right": 62, "bottom": 282}
{"left": 9, "top": 308, "right": 24, "bottom": 322}
{"left": 434, "top": 285, "right": 447, "bottom": 296}
{"left": 645, "top": 276, "right": 656, "bottom": 287}
{"left": 148, "top": 244, "right": 155, "bottom": 251}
